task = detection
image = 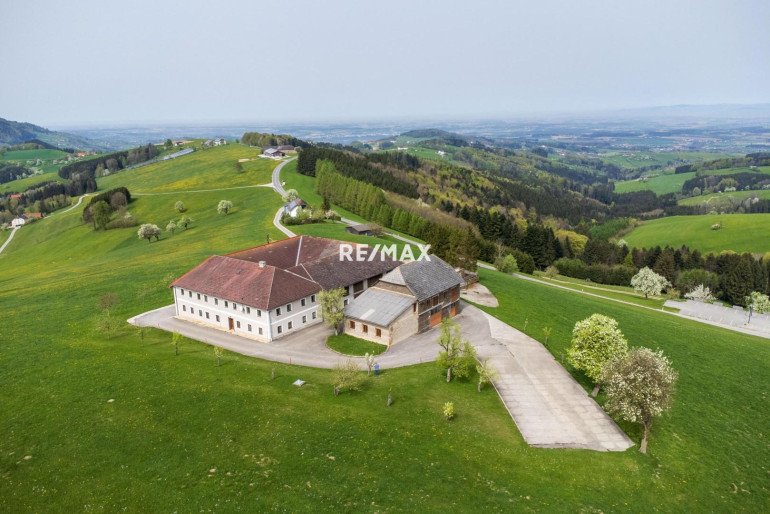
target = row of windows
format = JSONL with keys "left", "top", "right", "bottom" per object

{"left": 179, "top": 304, "right": 318, "bottom": 336}
{"left": 348, "top": 320, "right": 382, "bottom": 338}
{"left": 179, "top": 288, "right": 317, "bottom": 318}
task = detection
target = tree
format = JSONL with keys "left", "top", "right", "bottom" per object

{"left": 166, "top": 220, "right": 177, "bottom": 235}
{"left": 233, "top": 161, "right": 243, "bottom": 173}
{"left": 214, "top": 346, "right": 223, "bottom": 367}
{"left": 92, "top": 200, "right": 111, "bottom": 230}
{"left": 137, "top": 224, "right": 161, "bottom": 243}
{"left": 178, "top": 215, "right": 192, "bottom": 230}
{"left": 282, "top": 189, "right": 299, "bottom": 203}
{"left": 544, "top": 266, "right": 559, "bottom": 279}
{"left": 165, "top": 138, "right": 173, "bottom": 148}
{"left": 436, "top": 319, "right": 477, "bottom": 381}
{"left": 110, "top": 192, "right": 127, "bottom": 210}
{"left": 217, "top": 200, "right": 233, "bottom": 215}
{"left": 97, "top": 293, "right": 118, "bottom": 339}
{"left": 495, "top": 253, "right": 519, "bottom": 274}
{"left": 631, "top": 267, "right": 671, "bottom": 298}
{"left": 174, "top": 200, "right": 186, "bottom": 213}
{"left": 684, "top": 284, "right": 716, "bottom": 302}
{"left": 476, "top": 358, "right": 499, "bottom": 392}
{"left": 319, "top": 288, "right": 346, "bottom": 334}
{"left": 746, "top": 291, "right": 770, "bottom": 323}
{"left": 600, "top": 347, "right": 678, "bottom": 454}
{"left": 364, "top": 353, "right": 377, "bottom": 376}
{"left": 333, "top": 359, "right": 365, "bottom": 392}
{"left": 567, "top": 314, "right": 628, "bottom": 396}
{"left": 443, "top": 402, "right": 455, "bottom": 421}
{"left": 172, "top": 330, "right": 181, "bottom": 356}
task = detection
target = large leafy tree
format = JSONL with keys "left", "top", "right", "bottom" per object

{"left": 600, "top": 347, "right": 678, "bottom": 454}
{"left": 567, "top": 314, "right": 628, "bottom": 396}
{"left": 630, "top": 267, "right": 670, "bottom": 298}
{"left": 137, "top": 224, "right": 161, "bottom": 243}
{"left": 319, "top": 287, "right": 345, "bottom": 334}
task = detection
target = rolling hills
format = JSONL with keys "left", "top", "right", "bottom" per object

{"left": 1, "top": 143, "right": 768, "bottom": 511}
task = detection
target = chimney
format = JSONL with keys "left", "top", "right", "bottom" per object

{"left": 258, "top": 261, "right": 266, "bottom": 269}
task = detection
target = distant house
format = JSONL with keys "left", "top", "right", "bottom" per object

{"left": 11, "top": 217, "right": 25, "bottom": 228}
{"left": 346, "top": 223, "right": 377, "bottom": 236}
{"left": 264, "top": 148, "right": 285, "bottom": 158}
{"left": 283, "top": 198, "right": 308, "bottom": 218}
{"left": 277, "top": 145, "right": 295, "bottom": 152}
{"left": 344, "top": 256, "right": 463, "bottom": 345}
{"left": 10, "top": 194, "right": 21, "bottom": 199}
{"left": 26, "top": 212, "right": 42, "bottom": 220}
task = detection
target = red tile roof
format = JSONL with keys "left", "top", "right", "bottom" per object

{"left": 172, "top": 236, "right": 401, "bottom": 309}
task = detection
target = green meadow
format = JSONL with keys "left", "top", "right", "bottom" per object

{"left": 0, "top": 147, "right": 768, "bottom": 511}
{"left": 0, "top": 149, "right": 70, "bottom": 161}
{"left": 624, "top": 213, "right": 770, "bottom": 254}
{"left": 613, "top": 171, "right": 695, "bottom": 195}
{"left": 600, "top": 151, "right": 730, "bottom": 170}
{"left": 679, "top": 188, "right": 770, "bottom": 207}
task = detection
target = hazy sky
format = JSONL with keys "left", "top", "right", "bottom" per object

{"left": 1, "top": 0, "right": 768, "bottom": 126}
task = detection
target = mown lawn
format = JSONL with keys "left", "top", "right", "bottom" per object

{"left": 530, "top": 271, "right": 667, "bottom": 309}
{"left": 624, "top": 213, "right": 770, "bottom": 254}
{"left": 0, "top": 149, "right": 768, "bottom": 511}
{"left": 327, "top": 334, "right": 388, "bottom": 356}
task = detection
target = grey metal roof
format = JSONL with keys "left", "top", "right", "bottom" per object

{"left": 344, "top": 288, "right": 414, "bottom": 327}
{"left": 381, "top": 256, "right": 462, "bottom": 301}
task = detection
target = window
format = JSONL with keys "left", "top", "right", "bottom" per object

{"left": 236, "top": 321, "right": 241, "bottom": 328}
{"left": 362, "top": 324, "right": 368, "bottom": 334}
{"left": 188, "top": 291, "right": 192, "bottom": 298}
{"left": 375, "top": 328, "right": 382, "bottom": 337}
{"left": 288, "top": 321, "right": 293, "bottom": 330}
{"left": 301, "top": 298, "right": 306, "bottom": 307}
{"left": 224, "top": 301, "right": 229, "bottom": 308}
{"left": 343, "top": 299, "right": 349, "bottom": 306}
{"left": 179, "top": 289, "right": 185, "bottom": 296}
{"left": 276, "top": 307, "right": 282, "bottom": 316}
{"left": 198, "top": 309, "right": 202, "bottom": 316}
{"left": 413, "top": 303, "right": 417, "bottom": 313}
{"left": 353, "top": 281, "right": 364, "bottom": 293}
{"left": 311, "top": 294, "right": 316, "bottom": 303}
{"left": 349, "top": 320, "right": 355, "bottom": 329}
{"left": 214, "top": 298, "right": 218, "bottom": 306}
{"left": 432, "top": 296, "right": 439, "bottom": 307}
{"left": 216, "top": 315, "right": 220, "bottom": 322}
{"left": 257, "top": 309, "right": 262, "bottom": 317}
{"left": 277, "top": 325, "right": 283, "bottom": 334}
{"left": 233, "top": 303, "right": 237, "bottom": 310}
{"left": 205, "top": 295, "right": 208, "bottom": 302}
{"left": 246, "top": 307, "right": 251, "bottom": 314}
{"left": 205, "top": 312, "right": 210, "bottom": 319}
{"left": 258, "top": 327, "right": 263, "bottom": 335}
{"left": 286, "top": 303, "right": 292, "bottom": 313}
{"left": 182, "top": 305, "right": 186, "bottom": 312}
{"left": 248, "top": 324, "right": 252, "bottom": 332}
{"left": 302, "top": 315, "right": 307, "bottom": 324}
{"left": 197, "top": 293, "right": 200, "bottom": 300}
{"left": 312, "top": 312, "right": 317, "bottom": 320}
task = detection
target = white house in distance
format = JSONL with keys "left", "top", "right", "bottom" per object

{"left": 283, "top": 198, "right": 308, "bottom": 218}
{"left": 170, "top": 236, "right": 400, "bottom": 342}
{"left": 11, "top": 217, "right": 26, "bottom": 228}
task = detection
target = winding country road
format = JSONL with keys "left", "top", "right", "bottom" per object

{"left": 0, "top": 226, "right": 19, "bottom": 256}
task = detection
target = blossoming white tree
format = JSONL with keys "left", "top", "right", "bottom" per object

{"left": 630, "top": 267, "right": 671, "bottom": 298}
{"left": 600, "top": 347, "right": 678, "bottom": 454}
{"left": 684, "top": 284, "right": 716, "bottom": 302}
{"left": 567, "top": 314, "right": 628, "bottom": 396}
{"left": 217, "top": 200, "right": 233, "bottom": 215}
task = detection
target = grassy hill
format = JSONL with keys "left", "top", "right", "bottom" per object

{"left": 678, "top": 188, "right": 770, "bottom": 207}
{"left": 0, "top": 146, "right": 768, "bottom": 511}
{"left": 624, "top": 213, "right": 770, "bottom": 254}
{"left": 615, "top": 165, "right": 770, "bottom": 195}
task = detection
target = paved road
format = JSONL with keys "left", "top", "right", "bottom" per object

{"left": 665, "top": 299, "right": 770, "bottom": 338}
{"left": 271, "top": 157, "right": 296, "bottom": 196}
{"left": 0, "top": 226, "right": 19, "bottom": 256}
{"left": 129, "top": 303, "right": 632, "bottom": 451}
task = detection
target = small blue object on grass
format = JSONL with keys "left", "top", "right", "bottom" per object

{"left": 374, "top": 363, "right": 380, "bottom": 376}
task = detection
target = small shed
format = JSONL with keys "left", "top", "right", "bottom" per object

{"left": 264, "top": 148, "right": 285, "bottom": 158}
{"left": 283, "top": 198, "right": 308, "bottom": 217}
{"left": 346, "top": 223, "right": 377, "bottom": 236}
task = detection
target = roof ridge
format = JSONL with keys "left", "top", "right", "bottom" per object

{"left": 265, "top": 267, "right": 276, "bottom": 309}
{"left": 295, "top": 235, "right": 304, "bottom": 266}
{"left": 282, "top": 267, "right": 319, "bottom": 284}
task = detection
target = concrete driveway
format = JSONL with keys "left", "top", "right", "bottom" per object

{"left": 129, "top": 303, "right": 633, "bottom": 451}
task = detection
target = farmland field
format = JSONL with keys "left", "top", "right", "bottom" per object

{"left": 0, "top": 148, "right": 768, "bottom": 511}
{"left": 600, "top": 151, "right": 731, "bottom": 170}
{"left": 613, "top": 171, "right": 695, "bottom": 194}
{"left": 624, "top": 213, "right": 770, "bottom": 254}
{"left": 679, "top": 188, "right": 770, "bottom": 207}
{"left": 0, "top": 149, "right": 70, "bottom": 161}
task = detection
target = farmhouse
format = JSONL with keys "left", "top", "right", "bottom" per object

{"left": 264, "top": 148, "right": 285, "bottom": 158}
{"left": 170, "top": 236, "right": 400, "bottom": 341}
{"left": 344, "top": 256, "right": 463, "bottom": 345}
{"left": 283, "top": 198, "right": 308, "bottom": 218}
{"left": 11, "top": 217, "right": 25, "bottom": 228}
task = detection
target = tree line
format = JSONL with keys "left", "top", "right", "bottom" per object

{"left": 298, "top": 147, "right": 419, "bottom": 198}
{"left": 58, "top": 144, "right": 159, "bottom": 180}
{"left": 241, "top": 132, "right": 309, "bottom": 149}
